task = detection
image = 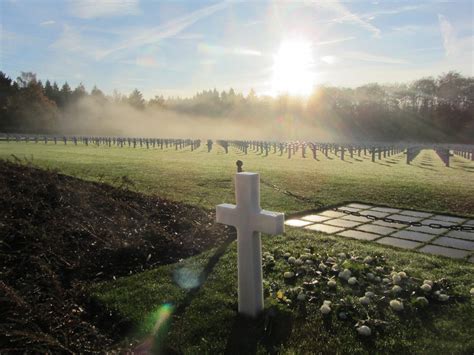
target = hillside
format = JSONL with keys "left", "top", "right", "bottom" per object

{"left": 0, "top": 160, "right": 230, "bottom": 352}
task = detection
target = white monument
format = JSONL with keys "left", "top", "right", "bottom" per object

{"left": 216, "top": 172, "right": 284, "bottom": 317}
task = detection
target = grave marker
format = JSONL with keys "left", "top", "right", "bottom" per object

{"left": 216, "top": 167, "right": 284, "bottom": 317}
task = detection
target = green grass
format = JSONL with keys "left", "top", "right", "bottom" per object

{"left": 1, "top": 142, "right": 473, "bottom": 215}
{"left": 93, "top": 229, "right": 474, "bottom": 354}
{"left": 2, "top": 142, "right": 474, "bottom": 353}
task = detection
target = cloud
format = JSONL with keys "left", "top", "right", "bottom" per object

{"left": 412, "top": 46, "right": 443, "bottom": 53}
{"left": 362, "top": 5, "right": 422, "bottom": 19}
{"left": 234, "top": 48, "right": 262, "bottom": 56}
{"left": 121, "top": 55, "right": 161, "bottom": 68}
{"left": 342, "top": 51, "right": 408, "bottom": 64}
{"left": 314, "top": 37, "right": 356, "bottom": 46}
{"left": 40, "top": 20, "right": 56, "bottom": 26}
{"left": 199, "top": 43, "right": 262, "bottom": 57}
{"left": 391, "top": 25, "right": 424, "bottom": 35}
{"left": 70, "top": 0, "right": 141, "bottom": 19}
{"left": 243, "top": 20, "right": 263, "bottom": 27}
{"left": 97, "top": 1, "right": 229, "bottom": 59}
{"left": 316, "top": 1, "right": 381, "bottom": 37}
{"left": 52, "top": 2, "right": 229, "bottom": 60}
{"left": 438, "top": 14, "right": 473, "bottom": 58}
{"left": 50, "top": 25, "right": 110, "bottom": 60}
{"left": 198, "top": 43, "right": 263, "bottom": 57}
{"left": 320, "top": 55, "right": 339, "bottom": 65}
{"left": 0, "top": 24, "right": 18, "bottom": 41}
{"left": 175, "top": 33, "right": 205, "bottom": 40}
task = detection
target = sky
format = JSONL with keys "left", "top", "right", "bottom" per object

{"left": 1, "top": 0, "right": 473, "bottom": 98}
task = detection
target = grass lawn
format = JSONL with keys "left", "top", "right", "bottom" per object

{"left": 1, "top": 142, "right": 473, "bottom": 215}
{"left": 1, "top": 142, "right": 474, "bottom": 353}
{"left": 93, "top": 230, "right": 474, "bottom": 354}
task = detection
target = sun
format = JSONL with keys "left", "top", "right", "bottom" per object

{"left": 271, "top": 38, "right": 315, "bottom": 97}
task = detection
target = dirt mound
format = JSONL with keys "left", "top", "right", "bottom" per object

{"left": 0, "top": 160, "right": 230, "bottom": 352}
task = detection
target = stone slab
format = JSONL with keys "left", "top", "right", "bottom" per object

{"left": 285, "top": 219, "right": 313, "bottom": 227}
{"left": 342, "top": 215, "right": 371, "bottom": 223}
{"left": 388, "top": 214, "right": 423, "bottom": 223}
{"left": 464, "top": 220, "right": 474, "bottom": 226}
{"left": 301, "top": 214, "right": 331, "bottom": 223}
{"left": 376, "top": 237, "right": 422, "bottom": 250}
{"left": 399, "top": 210, "right": 433, "bottom": 218}
{"left": 305, "top": 224, "right": 344, "bottom": 234}
{"left": 431, "top": 215, "right": 466, "bottom": 223}
{"left": 406, "top": 225, "right": 448, "bottom": 235}
{"left": 373, "top": 220, "right": 407, "bottom": 229}
{"left": 356, "top": 224, "right": 397, "bottom": 236}
{"left": 432, "top": 237, "right": 474, "bottom": 251}
{"left": 347, "top": 203, "right": 373, "bottom": 209}
{"left": 370, "top": 207, "right": 401, "bottom": 213}
{"left": 419, "top": 245, "right": 470, "bottom": 259}
{"left": 338, "top": 230, "right": 380, "bottom": 241}
{"left": 360, "top": 210, "right": 389, "bottom": 218}
{"left": 392, "top": 230, "right": 434, "bottom": 242}
{"left": 324, "top": 218, "right": 362, "bottom": 228}
{"left": 422, "top": 219, "right": 456, "bottom": 227}
{"left": 338, "top": 207, "right": 362, "bottom": 213}
{"left": 320, "top": 210, "right": 347, "bottom": 218}
{"left": 446, "top": 230, "right": 474, "bottom": 241}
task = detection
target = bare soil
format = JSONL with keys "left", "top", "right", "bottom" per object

{"left": 0, "top": 160, "right": 229, "bottom": 353}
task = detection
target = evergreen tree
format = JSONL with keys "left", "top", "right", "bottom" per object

{"left": 71, "top": 83, "right": 87, "bottom": 103}
{"left": 59, "top": 82, "right": 71, "bottom": 107}
{"left": 128, "top": 89, "right": 145, "bottom": 110}
{"left": 44, "top": 80, "right": 54, "bottom": 101}
{"left": 148, "top": 94, "right": 165, "bottom": 109}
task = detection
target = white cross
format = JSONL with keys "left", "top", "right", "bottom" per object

{"left": 216, "top": 172, "right": 284, "bottom": 317}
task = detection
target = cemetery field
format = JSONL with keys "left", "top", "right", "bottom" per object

{"left": 1, "top": 142, "right": 474, "bottom": 353}
{"left": 1, "top": 142, "right": 474, "bottom": 216}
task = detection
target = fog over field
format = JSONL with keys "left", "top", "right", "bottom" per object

{"left": 59, "top": 96, "right": 333, "bottom": 141}
{"left": 2, "top": 71, "right": 472, "bottom": 143}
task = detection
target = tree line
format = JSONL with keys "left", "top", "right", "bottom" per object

{"left": 0, "top": 71, "right": 472, "bottom": 142}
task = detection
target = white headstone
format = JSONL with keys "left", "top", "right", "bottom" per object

{"left": 216, "top": 172, "right": 284, "bottom": 317}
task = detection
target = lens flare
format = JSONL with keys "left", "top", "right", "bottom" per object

{"left": 135, "top": 303, "right": 174, "bottom": 354}
{"left": 173, "top": 266, "right": 203, "bottom": 290}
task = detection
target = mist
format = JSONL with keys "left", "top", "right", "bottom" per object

{"left": 58, "top": 95, "right": 338, "bottom": 141}
{"left": 2, "top": 71, "right": 473, "bottom": 143}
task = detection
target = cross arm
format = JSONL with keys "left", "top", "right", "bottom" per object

{"left": 216, "top": 203, "right": 238, "bottom": 227}
{"left": 254, "top": 210, "right": 285, "bottom": 235}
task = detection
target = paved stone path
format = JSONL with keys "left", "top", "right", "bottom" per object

{"left": 285, "top": 203, "right": 474, "bottom": 262}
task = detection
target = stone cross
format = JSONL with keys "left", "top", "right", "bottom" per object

{"left": 216, "top": 172, "right": 284, "bottom": 317}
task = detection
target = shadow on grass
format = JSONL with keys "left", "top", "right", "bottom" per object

{"left": 420, "top": 162, "right": 434, "bottom": 167}
{"left": 224, "top": 306, "right": 293, "bottom": 354}
{"left": 414, "top": 165, "right": 437, "bottom": 171}
{"left": 374, "top": 162, "right": 392, "bottom": 167}
{"left": 173, "top": 231, "right": 236, "bottom": 317}
{"left": 450, "top": 166, "right": 474, "bottom": 173}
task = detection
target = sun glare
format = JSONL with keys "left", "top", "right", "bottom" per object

{"left": 271, "top": 39, "right": 315, "bottom": 97}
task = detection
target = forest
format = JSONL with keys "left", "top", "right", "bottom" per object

{"left": 0, "top": 71, "right": 473, "bottom": 142}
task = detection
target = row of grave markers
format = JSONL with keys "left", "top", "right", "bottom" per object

{"left": 1, "top": 134, "right": 473, "bottom": 166}
{"left": 223, "top": 140, "right": 405, "bottom": 161}
{"left": 218, "top": 140, "right": 473, "bottom": 166}
{"left": 1, "top": 135, "right": 201, "bottom": 151}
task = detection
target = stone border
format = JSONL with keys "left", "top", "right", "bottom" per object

{"left": 285, "top": 203, "right": 474, "bottom": 263}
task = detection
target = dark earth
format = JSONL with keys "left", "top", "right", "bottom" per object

{"left": 0, "top": 159, "right": 230, "bottom": 353}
